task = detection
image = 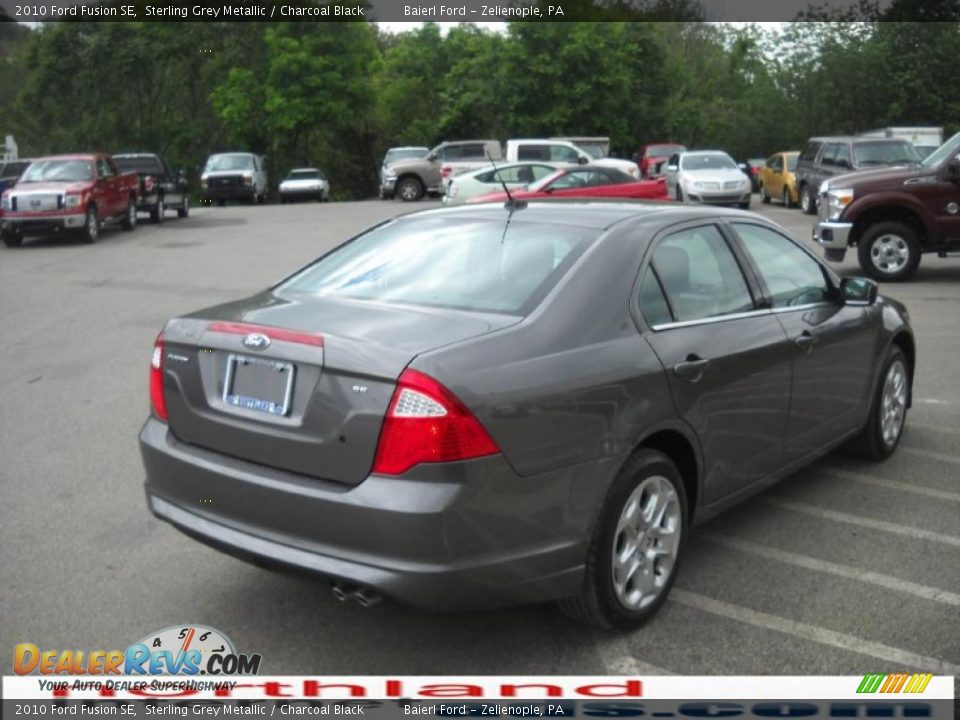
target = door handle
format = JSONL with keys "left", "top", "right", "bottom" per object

{"left": 673, "top": 355, "right": 710, "bottom": 380}
{"left": 794, "top": 331, "right": 817, "bottom": 352}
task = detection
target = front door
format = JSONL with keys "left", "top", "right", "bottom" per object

{"left": 639, "top": 223, "right": 792, "bottom": 504}
{"left": 729, "top": 221, "right": 877, "bottom": 462}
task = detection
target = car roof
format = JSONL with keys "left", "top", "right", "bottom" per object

{"left": 114, "top": 153, "right": 160, "bottom": 158}
{"left": 32, "top": 154, "right": 101, "bottom": 161}
{"left": 807, "top": 136, "right": 908, "bottom": 144}
{"left": 680, "top": 150, "right": 731, "bottom": 156}
{"left": 401, "top": 199, "right": 769, "bottom": 232}
{"left": 289, "top": 167, "right": 321, "bottom": 172}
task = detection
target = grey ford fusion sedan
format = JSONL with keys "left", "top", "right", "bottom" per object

{"left": 140, "top": 201, "right": 914, "bottom": 628}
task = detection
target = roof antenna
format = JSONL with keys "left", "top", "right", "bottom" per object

{"left": 486, "top": 150, "right": 527, "bottom": 211}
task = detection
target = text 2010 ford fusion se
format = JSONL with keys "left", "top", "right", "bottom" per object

{"left": 139, "top": 201, "right": 914, "bottom": 628}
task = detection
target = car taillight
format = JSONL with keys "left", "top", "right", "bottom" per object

{"left": 441, "top": 166, "right": 453, "bottom": 178}
{"left": 144, "top": 175, "right": 155, "bottom": 192}
{"left": 150, "top": 335, "right": 168, "bottom": 421}
{"left": 372, "top": 369, "right": 500, "bottom": 476}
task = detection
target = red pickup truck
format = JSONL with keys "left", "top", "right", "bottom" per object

{"left": 0, "top": 154, "right": 139, "bottom": 247}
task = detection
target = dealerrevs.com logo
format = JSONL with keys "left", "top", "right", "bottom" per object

{"left": 14, "top": 624, "right": 263, "bottom": 676}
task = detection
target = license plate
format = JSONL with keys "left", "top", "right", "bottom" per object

{"left": 223, "top": 355, "right": 295, "bottom": 417}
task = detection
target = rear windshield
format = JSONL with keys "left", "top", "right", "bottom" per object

{"left": 854, "top": 141, "right": 919, "bottom": 166}
{"left": 20, "top": 159, "right": 95, "bottom": 183}
{"left": 115, "top": 156, "right": 163, "bottom": 174}
{"left": 288, "top": 170, "right": 322, "bottom": 180}
{"left": 277, "top": 217, "right": 597, "bottom": 314}
{"left": 205, "top": 154, "right": 254, "bottom": 172}
{"left": 786, "top": 155, "right": 799, "bottom": 171}
{"left": 1, "top": 161, "right": 31, "bottom": 178}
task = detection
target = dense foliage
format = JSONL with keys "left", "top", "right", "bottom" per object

{"left": 1, "top": 19, "right": 958, "bottom": 198}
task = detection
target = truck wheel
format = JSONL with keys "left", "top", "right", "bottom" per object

{"left": 397, "top": 177, "right": 424, "bottom": 202}
{"left": 177, "top": 196, "right": 189, "bottom": 219}
{"left": 847, "top": 345, "right": 909, "bottom": 461}
{"left": 151, "top": 196, "right": 165, "bottom": 224}
{"left": 857, "top": 222, "right": 921, "bottom": 282}
{"left": 800, "top": 184, "right": 816, "bottom": 215}
{"left": 760, "top": 184, "right": 770, "bottom": 204}
{"left": 81, "top": 207, "right": 99, "bottom": 243}
{"left": 2, "top": 230, "right": 23, "bottom": 248}
{"left": 122, "top": 199, "right": 137, "bottom": 231}
{"left": 676, "top": 186, "right": 684, "bottom": 203}
{"left": 557, "top": 449, "right": 687, "bottom": 629}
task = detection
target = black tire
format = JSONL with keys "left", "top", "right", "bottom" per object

{"left": 783, "top": 186, "right": 795, "bottom": 209}
{"left": 676, "top": 185, "right": 684, "bottom": 203}
{"left": 396, "top": 176, "right": 424, "bottom": 202}
{"left": 738, "top": 199, "right": 751, "bottom": 209}
{"left": 121, "top": 198, "right": 137, "bottom": 231}
{"left": 800, "top": 184, "right": 816, "bottom": 215}
{"left": 847, "top": 346, "right": 909, "bottom": 461}
{"left": 2, "top": 230, "right": 23, "bottom": 247}
{"left": 80, "top": 206, "right": 99, "bottom": 243}
{"left": 557, "top": 449, "right": 688, "bottom": 629}
{"left": 856, "top": 221, "right": 922, "bottom": 282}
{"left": 216, "top": 199, "right": 226, "bottom": 207}
{"left": 177, "top": 196, "right": 189, "bottom": 219}
{"left": 150, "top": 196, "right": 165, "bottom": 224}
{"left": 760, "top": 184, "right": 771, "bottom": 204}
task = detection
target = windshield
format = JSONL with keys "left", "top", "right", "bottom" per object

{"left": 384, "top": 148, "right": 427, "bottom": 165}
{"left": 786, "top": 155, "right": 799, "bottom": 171}
{"left": 115, "top": 156, "right": 163, "bottom": 174}
{"left": 648, "top": 144, "right": 685, "bottom": 157}
{"left": 527, "top": 169, "right": 568, "bottom": 192}
{"left": 576, "top": 144, "right": 606, "bottom": 159}
{"left": 288, "top": 170, "right": 321, "bottom": 180}
{"left": 205, "top": 154, "right": 255, "bottom": 172}
{"left": 853, "top": 141, "right": 919, "bottom": 166}
{"left": 921, "top": 132, "right": 960, "bottom": 169}
{"left": 277, "top": 217, "right": 596, "bottom": 314}
{"left": 681, "top": 153, "right": 737, "bottom": 171}
{"left": 20, "top": 159, "right": 95, "bottom": 183}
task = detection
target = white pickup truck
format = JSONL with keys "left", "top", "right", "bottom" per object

{"left": 504, "top": 139, "right": 640, "bottom": 179}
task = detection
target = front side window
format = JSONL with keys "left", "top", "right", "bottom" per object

{"left": 651, "top": 225, "right": 754, "bottom": 323}
{"left": 800, "top": 141, "right": 822, "bottom": 162}
{"left": 733, "top": 223, "right": 831, "bottom": 308}
{"left": 549, "top": 145, "right": 581, "bottom": 163}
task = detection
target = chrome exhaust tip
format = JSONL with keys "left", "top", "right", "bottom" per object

{"left": 354, "top": 588, "right": 383, "bottom": 608}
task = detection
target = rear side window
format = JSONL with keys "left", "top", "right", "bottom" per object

{"left": 651, "top": 225, "right": 754, "bottom": 323}
{"left": 637, "top": 269, "right": 672, "bottom": 327}
{"left": 799, "top": 141, "right": 822, "bottom": 162}
{"left": 115, "top": 156, "right": 164, "bottom": 174}
{"left": 517, "top": 145, "right": 550, "bottom": 162}
{"left": 733, "top": 223, "right": 831, "bottom": 308}
{"left": 278, "top": 218, "right": 596, "bottom": 315}
{"left": 442, "top": 144, "right": 488, "bottom": 161}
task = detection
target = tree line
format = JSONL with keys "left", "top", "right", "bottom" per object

{"left": 0, "top": 18, "right": 957, "bottom": 198}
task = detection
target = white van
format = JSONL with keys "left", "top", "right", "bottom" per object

{"left": 200, "top": 152, "right": 269, "bottom": 205}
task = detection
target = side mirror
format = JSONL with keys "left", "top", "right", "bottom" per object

{"left": 577, "top": 156, "right": 589, "bottom": 165}
{"left": 946, "top": 155, "right": 960, "bottom": 180}
{"left": 840, "top": 277, "right": 878, "bottom": 306}
{"left": 837, "top": 159, "right": 851, "bottom": 169}
{"left": 665, "top": 164, "right": 678, "bottom": 172}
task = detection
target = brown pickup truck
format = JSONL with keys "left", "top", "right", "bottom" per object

{"left": 0, "top": 153, "right": 140, "bottom": 247}
{"left": 814, "top": 132, "right": 960, "bottom": 281}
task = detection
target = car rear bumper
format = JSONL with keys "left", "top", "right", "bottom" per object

{"left": 1, "top": 213, "right": 86, "bottom": 235}
{"left": 139, "top": 417, "right": 600, "bottom": 610}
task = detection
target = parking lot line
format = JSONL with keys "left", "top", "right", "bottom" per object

{"left": 669, "top": 589, "right": 960, "bottom": 675}
{"left": 698, "top": 531, "right": 960, "bottom": 607}
{"left": 898, "top": 446, "right": 960, "bottom": 466}
{"left": 819, "top": 467, "right": 960, "bottom": 502}
{"left": 594, "top": 635, "right": 672, "bottom": 675}
{"left": 763, "top": 498, "right": 960, "bottom": 548}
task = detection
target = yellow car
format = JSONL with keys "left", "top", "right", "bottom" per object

{"left": 759, "top": 151, "right": 800, "bottom": 208}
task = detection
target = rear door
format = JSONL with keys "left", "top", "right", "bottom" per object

{"left": 729, "top": 221, "right": 877, "bottom": 462}
{"left": 639, "top": 222, "right": 792, "bottom": 504}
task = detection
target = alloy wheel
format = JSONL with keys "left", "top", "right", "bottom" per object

{"left": 880, "top": 359, "right": 908, "bottom": 448}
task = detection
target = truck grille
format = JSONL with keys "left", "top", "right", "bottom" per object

{"left": 210, "top": 176, "right": 243, "bottom": 189}
{"left": 12, "top": 193, "right": 61, "bottom": 212}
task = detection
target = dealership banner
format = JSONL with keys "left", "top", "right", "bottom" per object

{"left": 3, "top": 676, "right": 956, "bottom": 718}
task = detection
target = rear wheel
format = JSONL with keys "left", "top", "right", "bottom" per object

{"left": 397, "top": 177, "right": 424, "bottom": 202}
{"left": 738, "top": 198, "right": 751, "bottom": 209}
{"left": 676, "top": 185, "right": 684, "bottom": 203}
{"left": 848, "top": 346, "right": 909, "bottom": 461}
{"left": 216, "top": 199, "right": 226, "bottom": 207}
{"left": 80, "top": 206, "right": 99, "bottom": 243}
{"left": 800, "top": 184, "right": 816, "bottom": 215}
{"left": 122, "top": 198, "right": 137, "bottom": 231}
{"left": 783, "top": 186, "right": 795, "bottom": 209}
{"left": 2, "top": 229, "right": 23, "bottom": 247}
{"left": 557, "top": 449, "right": 687, "bottom": 629}
{"left": 857, "top": 221, "right": 921, "bottom": 282}
{"left": 150, "top": 196, "right": 165, "bottom": 224}
{"left": 177, "top": 195, "right": 189, "bottom": 218}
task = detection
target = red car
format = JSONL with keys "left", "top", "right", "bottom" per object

{"left": 0, "top": 153, "right": 139, "bottom": 247}
{"left": 638, "top": 143, "right": 687, "bottom": 178}
{"left": 469, "top": 165, "right": 668, "bottom": 203}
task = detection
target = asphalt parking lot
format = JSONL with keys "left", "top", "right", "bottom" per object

{"left": 1, "top": 198, "right": 958, "bottom": 677}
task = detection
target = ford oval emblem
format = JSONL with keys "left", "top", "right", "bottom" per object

{"left": 242, "top": 333, "right": 271, "bottom": 350}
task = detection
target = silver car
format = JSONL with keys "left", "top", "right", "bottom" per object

{"left": 664, "top": 151, "right": 752, "bottom": 208}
